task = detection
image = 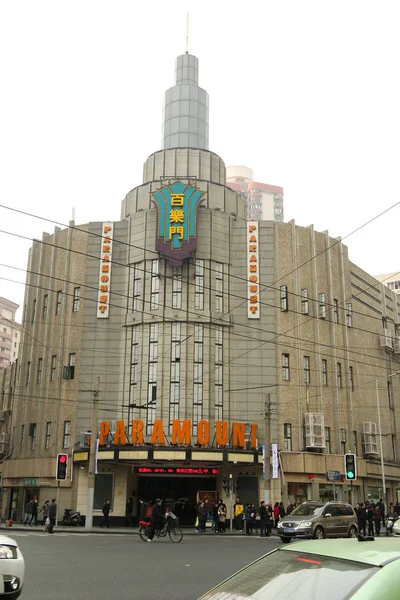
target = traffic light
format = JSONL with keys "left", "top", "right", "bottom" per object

{"left": 233, "top": 477, "right": 240, "bottom": 493}
{"left": 345, "top": 453, "right": 357, "bottom": 481}
{"left": 222, "top": 479, "right": 230, "bottom": 493}
{"left": 56, "top": 453, "right": 68, "bottom": 481}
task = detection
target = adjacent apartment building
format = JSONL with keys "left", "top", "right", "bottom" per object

{"left": 0, "top": 298, "right": 21, "bottom": 370}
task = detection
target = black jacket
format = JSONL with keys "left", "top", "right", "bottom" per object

{"left": 102, "top": 503, "right": 111, "bottom": 516}
{"left": 151, "top": 504, "right": 165, "bottom": 525}
{"left": 259, "top": 505, "right": 267, "bottom": 523}
{"left": 48, "top": 503, "right": 57, "bottom": 520}
{"left": 139, "top": 501, "right": 148, "bottom": 521}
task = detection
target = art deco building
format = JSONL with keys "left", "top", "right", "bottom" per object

{"left": 1, "top": 52, "right": 400, "bottom": 525}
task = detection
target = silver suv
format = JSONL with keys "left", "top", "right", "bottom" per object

{"left": 277, "top": 501, "right": 358, "bottom": 543}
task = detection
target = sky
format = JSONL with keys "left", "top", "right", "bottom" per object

{"left": 1, "top": 0, "right": 400, "bottom": 320}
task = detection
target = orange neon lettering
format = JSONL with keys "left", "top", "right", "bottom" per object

{"left": 101, "top": 275, "right": 109, "bottom": 282}
{"left": 197, "top": 420, "right": 210, "bottom": 446}
{"left": 215, "top": 421, "right": 228, "bottom": 446}
{"left": 249, "top": 235, "right": 257, "bottom": 242}
{"left": 131, "top": 420, "right": 144, "bottom": 444}
{"left": 99, "top": 305, "right": 107, "bottom": 313}
{"left": 249, "top": 255, "right": 257, "bottom": 262}
{"left": 104, "top": 236, "right": 111, "bottom": 243}
{"left": 232, "top": 422, "right": 245, "bottom": 448}
{"left": 249, "top": 306, "right": 258, "bottom": 314}
{"left": 250, "top": 296, "right": 258, "bottom": 304}
{"left": 249, "top": 225, "right": 256, "bottom": 232}
{"left": 102, "top": 245, "right": 110, "bottom": 252}
{"left": 171, "top": 420, "right": 191, "bottom": 445}
{"left": 151, "top": 419, "right": 165, "bottom": 445}
{"left": 113, "top": 420, "right": 127, "bottom": 445}
{"left": 249, "top": 285, "right": 258, "bottom": 293}
{"left": 250, "top": 265, "right": 257, "bottom": 273}
{"left": 104, "top": 225, "right": 112, "bottom": 233}
{"left": 249, "top": 423, "right": 258, "bottom": 448}
{"left": 99, "top": 421, "right": 110, "bottom": 445}
{"left": 102, "top": 255, "right": 110, "bottom": 262}
{"left": 249, "top": 245, "right": 257, "bottom": 252}
{"left": 102, "top": 265, "right": 109, "bottom": 273}
{"left": 99, "top": 295, "right": 107, "bottom": 304}
{"left": 100, "top": 285, "right": 109, "bottom": 292}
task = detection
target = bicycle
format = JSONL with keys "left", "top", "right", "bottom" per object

{"left": 139, "top": 511, "right": 183, "bottom": 543}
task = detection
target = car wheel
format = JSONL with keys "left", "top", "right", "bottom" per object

{"left": 313, "top": 526, "right": 325, "bottom": 540}
{"left": 281, "top": 537, "right": 291, "bottom": 543}
{"left": 348, "top": 526, "right": 357, "bottom": 538}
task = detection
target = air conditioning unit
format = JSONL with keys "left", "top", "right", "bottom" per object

{"left": 393, "top": 337, "right": 400, "bottom": 354}
{"left": 380, "top": 329, "right": 393, "bottom": 351}
{"left": 304, "top": 413, "right": 326, "bottom": 449}
{"left": 363, "top": 440, "right": 378, "bottom": 455}
{"left": 79, "top": 432, "right": 91, "bottom": 448}
{"left": 362, "top": 422, "right": 377, "bottom": 435}
{"left": 0, "top": 411, "right": 5, "bottom": 421}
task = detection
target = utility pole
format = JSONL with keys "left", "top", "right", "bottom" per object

{"left": 264, "top": 394, "right": 271, "bottom": 502}
{"left": 229, "top": 474, "right": 234, "bottom": 533}
{"left": 85, "top": 376, "right": 100, "bottom": 531}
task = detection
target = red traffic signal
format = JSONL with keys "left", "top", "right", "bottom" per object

{"left": 56, "top": 453, "right": 68, "bottom": 480}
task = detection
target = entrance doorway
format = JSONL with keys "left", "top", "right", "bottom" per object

{"left": 137, "top": 476, "right": 216, "bottom": 526}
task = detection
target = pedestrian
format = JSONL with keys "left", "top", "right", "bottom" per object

{"left": 147, "top": 499, "right": 165, "bottom": 542}
{"left": 273, "top": 502, "right": 280, "bottom": 529}
{"left": 125, "top": 497, "right": 133, "bottom": 527}
{"left": 234, "top": 497, "right": 244, "bottom": 532}
{"left": 23, "top": 499, "right": 33, "bottom": 526}
{"left": 46, "top": 498, "right": 57, "bottom": 534}
{"left": 385, "top": 505, "right": 398, "bottom": 536}
{"left": 377, "top": 498, "right": 385, "bottom": 527}
{"left": 217, "top": 502, "right": 226, "bottom": 533}
{"left": 39, "top": 500, "right": 50, "bottom": 525}
{"left": 374, "top": 504, "right": 381, "bottom": 536}
{"left": 259, "top": 501, "right": 268, "bottom": 537}
{"left": 212, "top": 500, "right": 219, "bottom": 533}
{"left": 356, "top": 503, "right": 367, "bottom": 536}
{"left": 245, "top": 503, "right": 253, "bottom": 535}
{"left": 366, "top": 503, "right": 375, "bottom": 536}
{"left": 266, "top": 501, "right": 273, "bottom": 536}
{"left": 197, "top": 501, "right": 207, "bottom": 533}
{"left": 286, "top": 503, "right": 293, "bottom": 515}
{"left": 31, "top": 497, "right": 39, "bottom": 526}
{"left": 279, "top": 501, "right": 286, "bottom": 519}
{"left": 100, "top": 499, "right": 111, "bottom": 528}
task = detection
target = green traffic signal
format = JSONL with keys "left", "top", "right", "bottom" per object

{"left": 345, "top": 453, "right": 357, "bottom": 481}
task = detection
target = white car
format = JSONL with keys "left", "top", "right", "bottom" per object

{"left": 392, "top": 519, "right": 400, "bottom": 536}
{"left": 0, "top": 534, "right": 25, "bottom": 599}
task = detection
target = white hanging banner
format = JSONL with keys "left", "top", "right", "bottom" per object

{"left": 272, "top": 443, "right": 279, "bottom": 479}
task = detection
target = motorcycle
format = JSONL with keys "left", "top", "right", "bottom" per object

{"left": 385, "top": 514, "right": 398, "bottom": 536}
{"left": 62, "top": 508, "right": 82, "bottom": 526}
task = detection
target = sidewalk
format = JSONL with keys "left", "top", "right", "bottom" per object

{"left": 3, "top": 523, "right": 279, "bottom": 536}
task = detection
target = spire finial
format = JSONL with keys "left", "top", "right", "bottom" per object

{"left": 186, "top": 13, "right": 189, "bottom": 53}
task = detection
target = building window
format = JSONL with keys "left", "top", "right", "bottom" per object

{"left": 333, "top": 299, "right": 339, "bottom": 323}
{"left": 37, "top": 358, "right": 43, "bottom": 384}
{"left": 45, "top": 422, "right": 51, "bottom": 449}
{"left": 32, "top": 299, "right": 36, "bottom": 323}
{"left": 346, "top": 303, "right": 353, "bottom": 327}
{"left": 195, "top": 259, "right": 204, "bottom": 310}
{"left": 280, "top": 286, "right": 288, "bottom": 312}
{"left": 20, "top": 424, "right": 25, "bottom": 450}
{"left": 388, "top": 380, "right": 393, "bottom": 408}
{"left": 26, "top": 361, "right": 31, "bottom": 385}
{"left": 29, "top": 423, "right": 36, "bottom": 450}
{"left": 172, "top": 266, "right": 182, "bottom": 310}
{"left": 304, "top": 356, "right": 311, "bottom": 384}
{"left": 63, "top": 420, "right": 71, "bottom": 448}
{"left": 353, "top": 431, "right": 358, "bottom": 455}
{"left": 43, "top": 294, "right": 48, "bottom": 319}
{"left": 72, "top": 287, "right": 80, "bottom": 312}
{"left": 147, "top": 324, "right": 158, "bottom": 434}
{"left": 129, "top": 331, "right": 138, "bottom": 406}
{"left": 215, "top": 263, "right": 224, "bottom": 313}
{"left": 284, "top": 423, "right": 292, "bottom": 451}
{"left": 56, "top": 290, "right": 62, "bottom": 315}
{"left": 349, "top": 366, "right": 354, "bottom": 391}
{"left": 301, "top": 289, "right": 309, "bottom": 315}
{"left": 319, "top": 293, "right": 326, "bottom": 319}
{"left": 50, "top": 355, "right": 57, "bottom": 382}
{"left": 215, "top": 326, "right": 223, "bottom": 422}
{"left": 132, "top": 263, "right": 142, "bottom": 312}
{"left": 169, "top": 323, "right": 181, "bottom": 430}
{"left": 193, "top": 325, "right": 204, "bottom": 434}
{"left": 325, "top": 427, "right": 331, "bottom": 454}
{"left": 340, "top": 429, "right": 347, "bottom": 454}
{"left": 322, "top": 359, "right": 328, "bottom": 386}
{"left": 337, "top": 363, "right": 342, "bottom": 388}
{"left": 68, "top": 353, "right": 76, "bottom": 380}
{"left": 282, "top": 353, "right": 290, "bottom": 381}
{"left": 150, "top": 259, "right": 159, "bottom": 310}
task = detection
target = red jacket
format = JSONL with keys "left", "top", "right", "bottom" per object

{"left": 273, "top": 506, "right": 280, "bottom": 519}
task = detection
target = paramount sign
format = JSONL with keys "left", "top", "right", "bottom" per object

{"left": 98, "top": 419, "right": 258, "bottom": 449}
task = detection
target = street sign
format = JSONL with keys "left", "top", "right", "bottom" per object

{"left": 272, "top": 443, "right": 279, "bottom": 479}
{"left": 326, "top": 470, "right": 341, "bottom": 482}
{"left": 22, "top": 478, "right": 37, "bottom": 486}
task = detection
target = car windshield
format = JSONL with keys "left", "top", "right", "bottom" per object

{"left": 290, "top": 504, "right": 324, "bottom": 516}
{"left": 201, "top": 549, "right": 379, "bottom": 600}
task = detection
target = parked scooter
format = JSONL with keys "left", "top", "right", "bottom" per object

{"left": 62, "top": 508, "right": 82, "bottom": 526}
{"left": 385, "top": 513, "right": 398, "bottom": 536}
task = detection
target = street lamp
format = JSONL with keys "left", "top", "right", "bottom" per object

{"left": 375, "top": 369, "right": 400, "bottom": 511}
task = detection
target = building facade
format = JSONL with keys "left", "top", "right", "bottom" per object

{"left": 226, "top": 165, "right": 284, "bottom": 222}
{"left": 1, "top": 53, "right": 400, "bottom": 526}
{"left": 0, "top": 297, "right": 21, "bottom": 370}
{"left": 375, "top": 273, "right": 400, "bottom": 294}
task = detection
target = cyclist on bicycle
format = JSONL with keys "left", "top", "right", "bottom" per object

{"left": 147, "top": 499, "right": 165, "bottom": 542}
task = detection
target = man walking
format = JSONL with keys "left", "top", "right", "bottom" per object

{"left": 23, "top": 499, "right": 33, "bottom": 526}
{"left": 266, "top": 501, "right": 273, "bottom": 536}
{"left": 46, "top": 498, "right": 57, "bottom": 534}
{"left": 259, "top": 501, "right": 268, "bottom": 537}
{"left": 147, "top": 499, "right": 165, "bottom": 542}
{"left": 100, "top": 499, "right": 111, "bottom": 528}
{"left": 31, "top": 497, "right": 39, "bottom": 526}
{"left": 39, "top": 500, "right": 50, "bottom": 525}
{"left": 125, "top": 497, "right": 133, "bottom": 527}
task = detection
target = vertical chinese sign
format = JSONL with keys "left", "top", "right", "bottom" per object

{"left": 248, "top": 222, "right": 260, "bottom": 318}
{"left": 97, "top": 222, "right": 114, "bottom": 318}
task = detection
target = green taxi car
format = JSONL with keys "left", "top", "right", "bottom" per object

{"left": 199, "top": 538, "right": 400, "bottom": 600}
